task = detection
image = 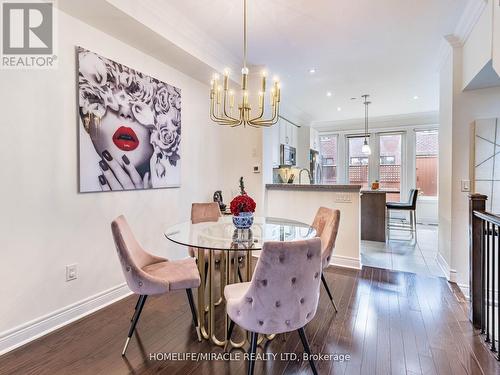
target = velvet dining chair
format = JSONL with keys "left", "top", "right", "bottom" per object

{"left": 224, "top": 238, "right": 322, "bottom": 375}
{"left": 190, "top": 202, "right": 245, "bottom": 281}
{"left": 111, "top": 215, "right": 202, "bottom": 356}
{"left": 311, "top": 207, "right": 341, "bottom": 313}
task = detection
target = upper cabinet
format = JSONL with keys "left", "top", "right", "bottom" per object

{"left": 279, "top": 118, "right": 298, "bottom": 148}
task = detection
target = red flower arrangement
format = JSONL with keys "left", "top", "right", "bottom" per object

{"left": 230, "top": 194, "right": 256, "bottom": 216}
{"left": 230, "top": 177, "right": 256, "bottom": 216}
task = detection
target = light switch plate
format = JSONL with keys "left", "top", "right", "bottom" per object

{"left": 461, "top": 180, "right": 471, "bottom": 192}
{"left": 66, "top": 264, "right": 77, "bottom": 281}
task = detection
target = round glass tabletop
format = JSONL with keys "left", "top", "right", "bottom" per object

{"left": 165, "top": 216, "right": 316, "bottom": 251}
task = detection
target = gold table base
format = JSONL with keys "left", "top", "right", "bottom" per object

{"left": 196, "top": 248, "right": 275, "bottom": 348}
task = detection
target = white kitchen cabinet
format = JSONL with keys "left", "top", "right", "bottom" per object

{"left": 279, "top": 118, "right": 298, "bottom": 148}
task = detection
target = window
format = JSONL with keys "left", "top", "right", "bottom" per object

{"left": 319, "top": 135, "right": 337, "bottom": 183}
{"left": 416, "top": 130, "right": 438, "bottom": 197}
{"left": 379, "top": 133, "right": 402, "bottom": 201}
{"left": 350, "top": 157, "right": 369, "bottom": 165}
{"left": 380, "top": 156, "right": 395, "bottom": 165}
{"left": 348, "top": 136, "right": 369, "bottom": 189}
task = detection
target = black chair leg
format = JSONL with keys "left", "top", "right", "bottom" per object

{"left": 130, "top": 295, "right": 142, "bottom": 322}
{"left": 224, "top": 320, "right": 235, "bottom": 351}
{"left": 298, "top": 327, "right": 318, "bottom": 375}
{"left": 238, "top": 267, "right": 243, "bottom": 282}
{"left": 122, "top": 294, "right": 147, "bottom": 356}
{"left": 186, "top": 289, "right": 202, "bottom": 342}
{"left": 321, "top": 273, "right": 338, "bottom": 313}
{"left": 248, "top": 331, "right": 258, "bottom": 375}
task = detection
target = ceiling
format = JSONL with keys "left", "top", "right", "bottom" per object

{"left": 60, "top": 0, "right": 469, "bottom": 125}
{"left": 162, "top": 0, "right": 467, "bottom": 124}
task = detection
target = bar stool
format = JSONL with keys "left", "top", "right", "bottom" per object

{"left": 386, "top": 188, "right": 419, "bottom": 239}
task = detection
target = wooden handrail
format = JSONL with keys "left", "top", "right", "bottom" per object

{"left": 474, "top": 210, "right": 500, "bottom": 227}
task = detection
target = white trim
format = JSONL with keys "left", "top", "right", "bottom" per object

{"left": 437, "top": 252, "right": 458, "bottom": 282}
{"left": 437, "top": 0, "right": 488, "bottom": 70}
{"left": 458, "top": 283, "right": 470, "bottom": 300}
{"left": 0, "top": 283, "right": 132, "bottom": 355}
{"left": 330, "top": 254, "right": 361, "bottom": 270}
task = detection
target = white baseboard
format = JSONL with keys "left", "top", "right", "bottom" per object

{"left": 437, "top": 252, "right": 457, "bottom": 282}
{"left": 0, "top": 283, "right": 132, "bottom": 356}
{"left": 457, "top": 283, "right": 470, "bottom": 300}
{"left": 330, "top": 254, "right": 361, "bottom": 270}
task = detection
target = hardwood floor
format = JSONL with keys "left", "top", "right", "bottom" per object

{"left": 1, "top": 266, "right": 499, "bottom": 375}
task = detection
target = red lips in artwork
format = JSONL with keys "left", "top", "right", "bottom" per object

{"left": 112, "top": 126, "right": 139, "bottom": 151}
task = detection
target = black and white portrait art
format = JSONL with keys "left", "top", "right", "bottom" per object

{"left": 78, "top": 47, "right": 181, "bottom": 192}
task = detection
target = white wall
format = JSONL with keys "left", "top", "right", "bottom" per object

{"left": 439, "top": 42, "right": 500, "bottom": 292}
{"left": 0, "top": 8, "right": 260, "bottom": 350}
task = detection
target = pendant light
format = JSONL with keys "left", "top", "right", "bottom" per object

{"left": 361, "top": 94, "right": 372, "bottom": 155}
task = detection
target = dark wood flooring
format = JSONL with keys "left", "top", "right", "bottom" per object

{"left": 1, "top": 266, "right": 499, "bottom": 375}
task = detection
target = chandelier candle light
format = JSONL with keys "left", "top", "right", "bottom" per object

{"left": 210, "top": 0, "right": 281, "bottom": 127}
{"left": 361, "top": 94, "right": 372, "bottom": 155}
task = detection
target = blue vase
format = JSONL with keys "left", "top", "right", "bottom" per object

{"left": 232, "top": 212, "right": 254, "bottom": 229}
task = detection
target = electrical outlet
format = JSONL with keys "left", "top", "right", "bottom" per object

{"left": 461, "top": 180, "right": 471, "bottom": 192}
{"left": 66, "top": 264, "right": 77, "bottom": 281}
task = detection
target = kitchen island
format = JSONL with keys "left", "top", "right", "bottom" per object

{"left": 265, "top": 184, "right": 361, "bottom": 269}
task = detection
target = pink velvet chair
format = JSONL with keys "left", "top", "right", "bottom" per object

{"left": 190, "top": 202, "right": 245, "bottom": 281}
{"left": 311, "top": 207, "right": 341, "bottom": 313}
{"left": 111, "top": 215, "right": 201, "bottom": 356}
{"left": 224, "top": 238, "right": 322, "bottom": 375}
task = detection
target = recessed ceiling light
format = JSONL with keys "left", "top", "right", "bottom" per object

{"left": 326, "top": 91, "right": 332, "bottom": 97}
{"left": 309, "top": 68, "right": 316, "bottom": 74}
{"left": 337, "top": 107, "right": 342, "bottom": 111}
{"left": 413, "top": 95, "right": 419, "bottom": 100}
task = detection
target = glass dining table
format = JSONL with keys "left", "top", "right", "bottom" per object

{"left": 164, "top": 216, "right": 316, "bottom": 347}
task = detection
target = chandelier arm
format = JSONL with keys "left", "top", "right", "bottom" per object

{"left": 211, "top": 99, "right": 239, "bottom": 125}
{"left": 251, "top": 101, "right": 279, "bottom": 125}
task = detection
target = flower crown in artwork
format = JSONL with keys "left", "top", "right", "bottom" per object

{"left": 77, "top": 47, "right": 181, "bottom": 175}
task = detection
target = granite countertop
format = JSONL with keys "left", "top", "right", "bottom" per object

{"left": 265, "top": 184, "right": 362, "bottom": 192}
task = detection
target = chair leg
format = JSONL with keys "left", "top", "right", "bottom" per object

{"left": 186, "top": 289, "right": 201, "bottom": 342}
{"left": 130, "top": 295, "right": 143, "bottom": 322}
{"left": 224, "top": 320, "right": 235, "bottom": 351}
{"left": 238, "top": 267, "right": 243, "bottom": 283}
{"left": 297, "top": 327, "right": 318, "bottom": 375}
{"left": 410, "top": 210, "right": 414, "bottom": 239}
{"left": 413, "top": 210, "right": 417, "bottom": 240}
{"left": 122, "top": 294, "right": 147, "bottom": 356}
{"left": 248, "top": 331, "right": 258, "bottom": 375}
{"left": 321, "top": 273, "right": 338, "bottom": 313}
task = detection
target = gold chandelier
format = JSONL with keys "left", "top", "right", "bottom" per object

{"left": 210, "top": 0, "right": 281, "bottom": 127}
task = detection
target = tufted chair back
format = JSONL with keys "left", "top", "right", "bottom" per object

{"left": 191, "top": 202, "right": 221, "bottom": 224}
{"left": 111, "top": 215, "right": 169, "bottom": 295}
{"left": 226, "top": 238, "right": 322, "bottom": 335}
{"left": 188, "top": 203, "right": 222, "bottom": 257}
{"left": 311, "top": 207, "right": 341, "bottom": 269}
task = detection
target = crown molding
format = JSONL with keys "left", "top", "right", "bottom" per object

{"left": 437, "top": 0, "right": 487, "bottom": 71}
{"left": 106, "top": 0, "right": 241, "bottom": 75}
{"left": 311, "top": 111, "right": 439, "bottom": 132}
